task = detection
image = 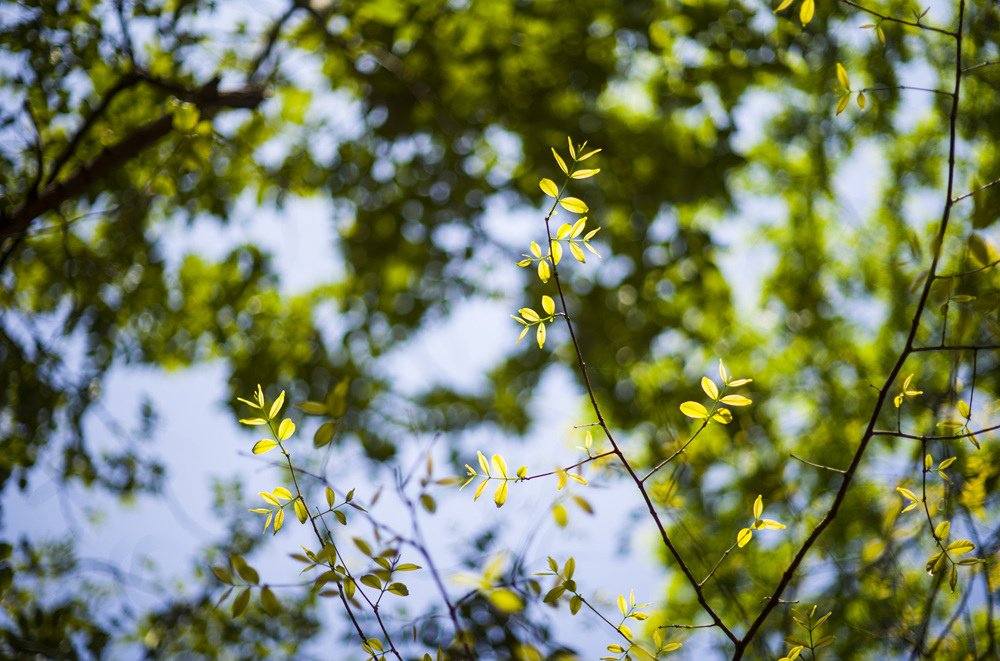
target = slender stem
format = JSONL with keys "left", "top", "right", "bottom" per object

{"left": 911, "top": 344, "right": 1000, "bottom": 352}
{"left": 838, "top": 0, "right": 956, "bottom": 37}
{"left": 789, "top": 453, "right": 846, "bottom": 474}
{"left": 871, "top": 423, "right": 1000, "bottom": 441}
{"left": 642, "top": 419, "right": 710, "bottom": 483}
{"left": 952, "top": 177, "right": 1000, "bottom": 203}
{"left": 520, "top": 450, "right": 616, "bottom": 481}
{"left": 861, "top": 85, "right": 952, "bottom": 97}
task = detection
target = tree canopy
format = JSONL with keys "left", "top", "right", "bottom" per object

{"left": 2, "top": 0, "right": 1000, "bottom": 658}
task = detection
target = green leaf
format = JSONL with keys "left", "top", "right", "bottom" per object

{"left": 314, "top": 421, "right": 337, "bottom": 448}
{"left": 212, "top": 566, "right": 233, "bottom": 585}
{"left": 260, "top": 586, "right": 280, "bottom": 615}
{"left": 540, "top": 178, "right": 559, "bottom": 197}
{"left": 231, "top": 587, "right": 251, "bottom": 617}
{"left": 360, "top": 574, "right": 382, "bottom": 590}
{"left": 387, "top": 582, "right": 409, "bottom": 596}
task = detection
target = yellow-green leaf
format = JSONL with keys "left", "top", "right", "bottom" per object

{"left": 753, "top": 495, "right": 763, "bottom": 519}
{"left": 701, "top": 377, "right": 719, "bottom": 400}
{"left": 232, "top": 587, "right": 251, "bottom": 617}
{"left": 268, "top": 391, "right": 285, "bottom": 419}
{"left": 570, "top": 241, "right": 586, "bottom": 263}
{"left": 239, "top": 417, "right": 267, "bottom": 426}
{"left": 273, "top": 487, "right": 293, "bottom": 500}
{"left": 679, "top": 401, "right": 709, "bottom": 419}
{"left": 618, "top": 593, "right": 628, "bottom": 615}
{"left": 259, "top": 491, "right": 280, "bottom": 506}
{"left": 294, "top": 498, "right": 308, "bottom": 524}
{"left": 277, "top": 418, "right": 296, "bottom": 441}
{"left": 540, "top": 178, "right": 559, "bottom": 198}
{"left": 571, "top": 168, "right": 600, "bottom": 179}
{"left": 737, "top": 527, "right": 753, "bottom": 548}
{"left": 800, "top": 0, "right": 814, "bottom": 25}
{"left": 273, "top": 508, "right": 285, "bottom": 533}
{"left": 473, "top": 479, "right": 489, "bottom": 501}
{"left": 946, "top": 539, "right": 975, "bottom": 555}
{"left": 720, "top": 394, "right": 752, "bottom": 407}
{"left": 551, "top": 148, "right": 568, "bottom": 174}
{"left": 774, "top": 0, "right": 793, "bottom": 11}
{"left": 559, "top": 197, "right": 589, "bottom": 214}
{"left": 556, "top": 223, "right": 573, "bottom": 239}
{"left": 492, "top": 454, "right": 508, "bottom": 478}
{"left": 542, "top": 295, "right": 555, "bottom": 315}
{"left": 488, "top": 588, "right": 523, "bottom": 612}
{"left": 550, "top": 240, "right": 563, "bottom": 265}
{"left": 519, "top": 308, "right": 540, "bottom": 323}
{"left": 538, "top": 259, "right": 551, "bottom": 283}
{"left": 494, "top": 481, "right": 509, "bottom": 508}
{"left": 552, "top": 503, "right": 568, "bottom": 527}
{"left": 536, "top": 322, "right": 546, "bottom": 349}
{"left": 836, "top": 93, "right": 850, "bottom": 115}
{"left": 836, "top": 63, "right": 850, "bottom": 90}
{"left": 857, "top": 90, "right": 866, "bottom": 109}
{"left": 252, "top": 440, "right": 278, "bottom": 454}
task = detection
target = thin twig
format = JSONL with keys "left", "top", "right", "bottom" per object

{"left": 789, "top": 453, "right": 847, "bottom": 474}
{"left": 839, "top": 0, "right": 956, "bottom": 37}
{"left": 952, "top": 177, "right": 1000, "bottom": 203}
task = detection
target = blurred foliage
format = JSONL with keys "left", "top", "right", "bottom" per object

{"left": 1, "top": 0, "right": 999, "bottom": 658}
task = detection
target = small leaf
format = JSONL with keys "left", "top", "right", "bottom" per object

{"left": 552, "top": 503, "right": 568, "bottom": 527}
{"left": 296, "top": 400, "right": 327, "bottom": 415}
{"left": 559, "top": 197, "right": 589, "bottom": 214}
{"left": 232, "top": 587, "right": 251, "bottom": 617}
{"left": 701, "top": 377, "right": 719, "bottom": 400}
{"left": 800, "top": 0, "right": 814, "bottom": 25}
{"left": 567, "top": 136, "right": 576, "bottom": 159}
{"left": 552, "top": 148, "right": 568, "bottom": 174}
{"left": 571, "top": 168, "right": 600, "bottom": 179}
{"left": 946, "top": 539, "right": 975, "bottom": 555}
{"left": 387, "top": 582, "right": 409, "bottom": 596}
{"left": 934, "top": 520, "right": 951, "bottom": 541}
{"left": 253, "top": 440, "right": 278, "bottom": 454}
{"left": 618, "top": 594, "right": 628, "bottom": 616}
{"left": 492, "top": 454, "right": 509, "bottom": 478}
{"left": 494, "top": 480, "right": 509, "bottom": 508}
{"left": 550, "top": 240, "right": 563, "bottom": 265}
{"left": 836, "top": 63, "right": 850, "bottom": 90}
{"left": 260, "top": 586, "right": 280, "bottom": 615}
{"left": 836, "top": 93, "right": 850, "bottom": 115}
{"left": 325, "top": 486, "right": 336, "bottom": 507}
{"left": 857, "top": 90, "right": 867, "bottom": 109}
{"left": 536, "top": 322, "right": 547, "bottom": 349}
{"left": 360, "top": 574, "right": 382, "bottom": 590}
{"left": 239, "top": 418, "right": 267, "bottom": 426}
{"left": 570, "top": 241, "right": 586, "bottom": 263}
{"left": 294, "top": 499, "right": 309, "bottom": 524}
{"left": 273, "top": 508, "right": 285, "bottom": 533}
{"left": 774, "top": 0, "right": 793, "bottom": 12}
{"left": 753, "top": 495, "right": 763, "bottom": 520}
{"left": 259, "top": 491, "right": 281, "bottom": 507}
{"left": 264, "top": 392, "right": 283, "bottom": 420}
{"left": 540, "top": 178, "right": 559, "bottom": 197}
{"left": 679, "top": 401, "right": 709, "bottom": 419}
{"left": 737, "top": 528, "right": 753, "bottom": 548}
{"left": 542, "top": 297, "right": 556, "bottom": 317}
{"left": 277, "top": 418, "right": 296, "bottom": 441}
{"left": 273, "top": 487, "right": 293, "bottom": 500}
{"left": 720, "top": 394, "right": 752, "bottom": 407}
{"left": 212, "top": 566, "right": 233, "bottom": 585}
{"left": 519, "top": 308, "right": 540, "bottom": 323}
{"left": 538, "top": 259, "right": 551, "bottom": 283}
{"left": 314, "top": 421, "right": 337, "bottom": 448}
{"left": 473, "top": 479, "right": 489, "bottom": 501}
{"left": 488, "top": 588, "right": 523, "bottom": 612}
{"left": 896, "top": 486, "right": 918, "bottom": 502}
